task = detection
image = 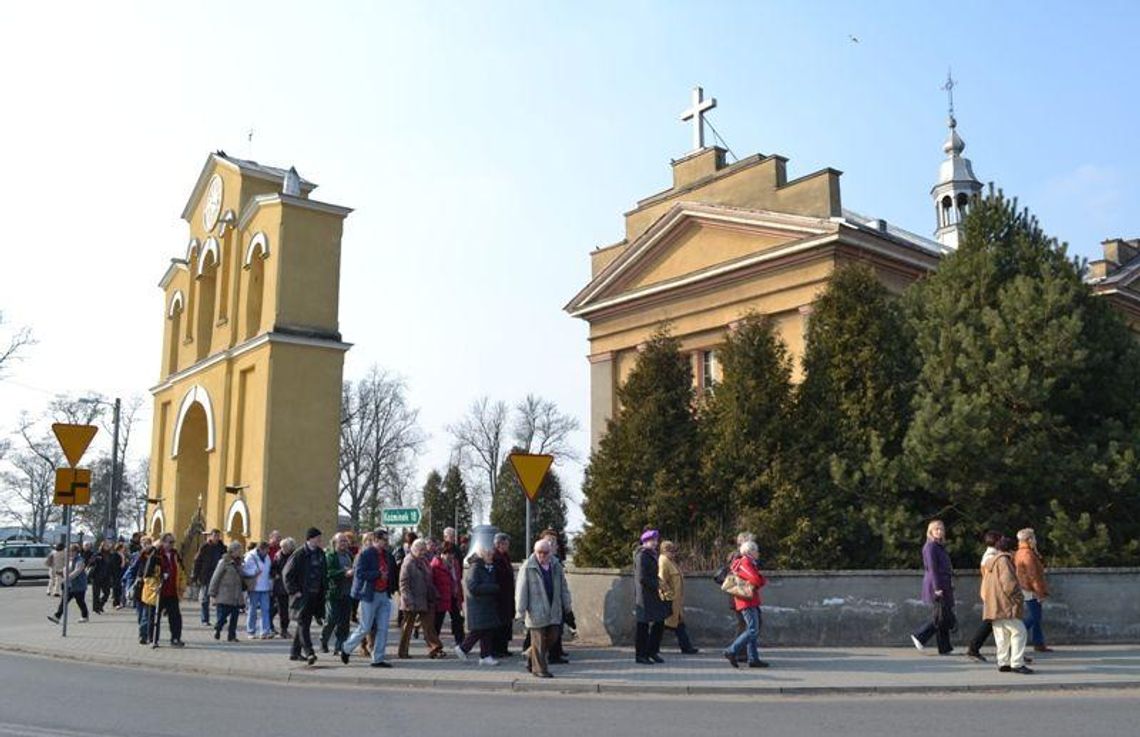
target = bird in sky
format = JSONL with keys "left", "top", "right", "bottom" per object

{"left": 849, "top": 34, "right": 860, "bottom": 43}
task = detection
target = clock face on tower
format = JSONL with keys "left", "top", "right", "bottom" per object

{"left": 202, "top": 174, "right": 223, "bottom": 231}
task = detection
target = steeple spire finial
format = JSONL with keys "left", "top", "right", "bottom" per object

{"left": 942, "top": 68, "right": 956, "bottom": 126}
{"left": 931, "top": 69, "right": 981, "bottom": 250}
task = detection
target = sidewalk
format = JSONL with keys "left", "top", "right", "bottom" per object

{"left": 3, "top": 586, "right": 1138, "bottom": 696}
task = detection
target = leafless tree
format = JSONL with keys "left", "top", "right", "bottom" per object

{"left": 339, "top": 367, "right": 426, "bottom": 527}
{"left": 512, "top": 394, "right": 582, "bottom": 462}
{"left": 0, "top": 311, "right": 34, "bottom": 379}
{"left": 447, "top": 397, "right": 509, "bottom": 517}
{"left": 0, "top": 415, "right": 62, "bottom": 541}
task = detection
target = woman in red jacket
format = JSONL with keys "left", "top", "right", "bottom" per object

{"left": 430, "top": 545, "right": 456, "bottom": 640}
{"left": 722, "top": 540, "right": 767, "bottom": 668}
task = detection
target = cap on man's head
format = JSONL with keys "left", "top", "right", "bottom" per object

{"left": 306, "top": 527, "right": 322, "bottom": 540}
{"left": 373, "top": 528, "right": 389, "bottom": 539}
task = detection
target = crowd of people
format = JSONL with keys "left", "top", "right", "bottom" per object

{"left": 40, "top": 519, "right": 1057, "bottom": 676}
{"left": 911, "top": 521, "right": 1053, "bottom": 674}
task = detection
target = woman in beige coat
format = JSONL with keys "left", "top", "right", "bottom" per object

{"left": 658, "top": 541, "right": 698, "bottom": 654}
{"left": 980, "top": 536, "right": 1033, "bottom": 674}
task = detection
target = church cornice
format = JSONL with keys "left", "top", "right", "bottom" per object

{"left": 236, "top": 192, "right": 354, "bottom": 231}
{"left": 149, "top": 330, "right": 352, "bottom": 395}
{"left": 158, "top": 258, "right": 188, "bottom": 289}
{"left": 180, "top": 152, "right": 318, "bottom": 222}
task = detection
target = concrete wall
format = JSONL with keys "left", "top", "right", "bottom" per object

{"left": 564, "top": 567, "right": 1140, "bottom": 647}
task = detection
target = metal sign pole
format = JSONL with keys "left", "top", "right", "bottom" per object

{"left": 525, "top": 498, "right": 532, "bottom": 552}
{"left": 61, "top": 505, "right": 71, "bottom": 638}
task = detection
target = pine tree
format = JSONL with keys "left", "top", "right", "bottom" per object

{"left": 575, "top": 328, "right": 702, "bottom": 567}
{"left": 904, "top": 189, "right": 1140, "bottom": 565}
{"left": 765, "top": 264, "right": 920, "bottom": 568}
{"left": 700, "top": 313, "right": 792, "bottom": 554}
{"left": 441, "top": 465, "right": 473, "bottom": 539}
{"left": 490, "top": 449, "right": 569, "bottom": 561}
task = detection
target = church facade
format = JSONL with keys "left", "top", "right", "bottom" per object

{"left": 567, "top": 87, "right": 983, "bottom": 449}
{"left": 147, "top": 152, "right": 351, "bottom": 544}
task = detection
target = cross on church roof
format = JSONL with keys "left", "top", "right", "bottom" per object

{"left": 680, "top": 86, "right": 717, "bottom": 153}
{"left": 941, "top": 69, "right": 956, "bottom": 123}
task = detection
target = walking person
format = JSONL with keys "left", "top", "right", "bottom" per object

{"left": 966, "top": 530, "right": 1003, "bottom": 662}
{"left": 659, "top": 540, "right": 699, "bottom": 654}
{"left": 47, "top": 544, "right": 89, "bottom": 624}
{"left": 271, "top": 537, "right": 295, "bottom": 639}
{"left": 721, "top": 540, "right": 768, "bottom": 668}
{"left": 454, "top": 541, "right": 500, "bottom": 666}
{"left": 126, "top": 536, "right": 155, "bottom": 644}
{"left": 284, "top": 528, "right": 327, "bottom": 665}
{"left": 982, "top": 536, "right": 1033, "bottom": 674}
{"left": 491, "top": 533, "right": 515, "bottom": 658}
{"left": 109, "top": 542, "right": 126, "bottom": 609}
{"left": 1016, "top": 528, "right": 1053, "bottom": 654}
{"left": 634, "top": 528, "right": 669, "bottom": 664}
{"left": 320, "top": 533, "right": 354, "bottom": 655}
{"left": 243, "top": 541, "right": 274, "bottom": 639}
{"left": 397, "top": 539, "right": 445, "bottom": 658}
{"left": 209, "top": 542, "right": 245, "bottom": 642}
{"left": 910, "top": 519, "right": 955, "bottom": 655}
{"left": 540, "top": 528, "right": 572, "bottom": 663}
{"left": 192, "top": 529, "right": 226, "bottom": 627}
{"left": 430, "top": 543, "right": 458, "bottom": 645}
{"left": 341, "top": 529, "right": 398, "bottom": 667}
{"left": 89, "top": 541, "right": 112, "bottom": 614}
{"left": 45, "top": 543, "right": 65, "bottom": 597}
{"left": 144, "top": 532, "right": 187, "bottom": 648}
{"left": 515, "top": 539, "right": 572, "bottom": 678}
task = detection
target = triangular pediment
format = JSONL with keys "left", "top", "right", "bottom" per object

{"left": 566, "top": 202, "right": 835, "bottom": 315}
{"left": 180, "top": 152, "right": 318, "bottom": 223}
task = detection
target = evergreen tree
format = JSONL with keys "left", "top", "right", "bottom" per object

{"left": 764, "top": 264, "right": 920, "bottom": 568}
{"left": 441, "top": 465, "right": 473, "bottom": 539}
{"left": 700, "top": 313, "right": 792, "bottom": 552}
{"left": 418, "top": 469, "right": 444, "bottom": 539}
{"left": 490, "top": 448, "right": 569, "bottom": 561}
{"left": 904, "top": 189, "right": 1140, "bottom": 565}
{"left": 575, "top": 328, "right": 702, "bottom": 567}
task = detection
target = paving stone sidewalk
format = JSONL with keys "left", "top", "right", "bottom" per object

{"left": 3, "top": 585, "right": 1138, "bottom": 696}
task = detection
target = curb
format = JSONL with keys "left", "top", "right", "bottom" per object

{"left": 3, "top": 642, "right": 1139, "bottom": 698}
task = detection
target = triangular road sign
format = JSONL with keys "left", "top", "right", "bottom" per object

{"left": 52, "top": 423, "right": 98, "bottom": 468}
{"left": 508, "top": 452, "right": 554, "bottom": 502}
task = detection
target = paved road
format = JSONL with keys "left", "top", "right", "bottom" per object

{"left": 1, "top": 652, "right": 1136, "bottom": 736}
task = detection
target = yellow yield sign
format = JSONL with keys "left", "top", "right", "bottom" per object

{"left": 508, "top": 453, "right": 554, "bottom": 502}
{"left": 54, "top": 468, "right": 92, "bottom": 506}
{"left": 52, "top": 423, "right": 98, "bottom": 468}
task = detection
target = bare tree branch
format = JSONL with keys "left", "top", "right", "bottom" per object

{"left": 512, "top": 393, "right": 582, "bottom": 462}
{"left": 447, "top": 397, "right": 508, "bottom": 518}
{"left": 0, "top": 311, "right": 34, "bottom": 379}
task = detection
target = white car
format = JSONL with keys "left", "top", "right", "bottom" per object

{"left": 0, "top": 541, "right": 54, "bottom": 587}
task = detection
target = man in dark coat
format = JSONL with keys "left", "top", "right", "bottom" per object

{"left": 284, "top": 527, "right": 327, "bottom": 665}
{"left": 634, "top": 528, "right": 669, "bottom": 664}
{"left": 491, "top": 533, "right": 515, "bottom": 657}
{"left": 192, "top": 529, "right": 226, "bottom": 626}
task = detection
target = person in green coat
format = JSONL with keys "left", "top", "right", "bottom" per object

{"left": 320, "top": 533, "right": 355, "bottom": 655}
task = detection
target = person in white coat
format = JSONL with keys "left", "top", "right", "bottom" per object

{"left": 515, "top": 539, "right": 572, "bottom": 678}
{"left": 243, "top": 541, "right": 274, "bottom": 639}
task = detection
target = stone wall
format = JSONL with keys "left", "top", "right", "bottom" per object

{"left": 563, "top": 567, "right": 1140, "bottom": 647}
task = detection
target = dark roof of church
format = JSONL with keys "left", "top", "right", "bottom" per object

{"left": 213, "top": 151, "right": 317, "bottom": 189}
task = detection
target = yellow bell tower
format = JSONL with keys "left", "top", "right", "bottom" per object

{"left": 147, "top": 152, "right": 352, "bottom": 544}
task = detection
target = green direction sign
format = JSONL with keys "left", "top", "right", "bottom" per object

{"left": 381, "top": 507, "right": 421, "bottom": 526}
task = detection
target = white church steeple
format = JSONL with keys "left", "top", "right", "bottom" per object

{"left": 932, "top": 71, "right": 982, "bottom": 249}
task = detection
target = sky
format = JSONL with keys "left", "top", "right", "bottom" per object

{"left": 2, "top": 1, "right": 1138, "bottom": 532}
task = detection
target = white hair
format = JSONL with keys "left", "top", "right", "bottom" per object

{"left": 280, "top": 537, "right": 296, "bottom": 553}
{"left": 534, "top": 539, "right": 551, "bottom": 554}
{"left": 411, "top": 538, "right": 428, "bottom": 554}
{"left": 739, "top": 541, "right": 759, "bottom": 557}
{"left": 1017, "top": 528, "right": 1035, "bottom": 542}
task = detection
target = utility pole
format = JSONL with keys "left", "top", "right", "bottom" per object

{"left": 107, "top": 397, "right": 121, "bottom": 541}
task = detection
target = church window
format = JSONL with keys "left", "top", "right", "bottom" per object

{"left": 166, "top": 291, "right": 184, "bottom": 376}
{"left": 940, "top": 195, "right": 953, "bottom": 227}
{"left": 195, "top": 248, "right": 218, "bottom": 361}
{"left": 956, "top": 192, "right": 970, "bottom": 220}
{"left": 243, "top": 233, "right": 269, "bottom": 341}
{"left": 701, "top": 349, "right": 719, "bottom": 393}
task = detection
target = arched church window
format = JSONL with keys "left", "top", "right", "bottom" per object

{"left": 196, "top": 246, "right": 219, "bottom": 361}
{"left": 940, "top": 195, "right": 954, "bottom": 226}
{"left": 167, "top": 291, "right": 184, "bottom": 376}
{"left": 956, "top": 192, "right": 970, "bottom": 220}
{"left": 243, "top": 233, "right": 269, "bottom": 341}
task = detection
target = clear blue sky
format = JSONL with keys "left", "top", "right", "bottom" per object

{"left": 1, "top": 1, "right": 1137, "bottom": 529}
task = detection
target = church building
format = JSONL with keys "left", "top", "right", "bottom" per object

{"left": 566, "top": 86, "right": 983, "bottom": 449}
{"left": 147, "top": 152, "right": 351, "bottom": 544}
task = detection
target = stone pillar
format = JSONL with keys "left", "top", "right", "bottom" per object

{"left": 588, "top": 351, "right": 616, "bottom": 451}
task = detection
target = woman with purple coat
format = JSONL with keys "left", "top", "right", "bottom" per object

{"left": 910, "top": 519, "right": 955, "bottom": 655}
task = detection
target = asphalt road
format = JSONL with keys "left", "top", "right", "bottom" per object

{"left": 0, "top": 652, "right": 1136, "bottom": 736}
